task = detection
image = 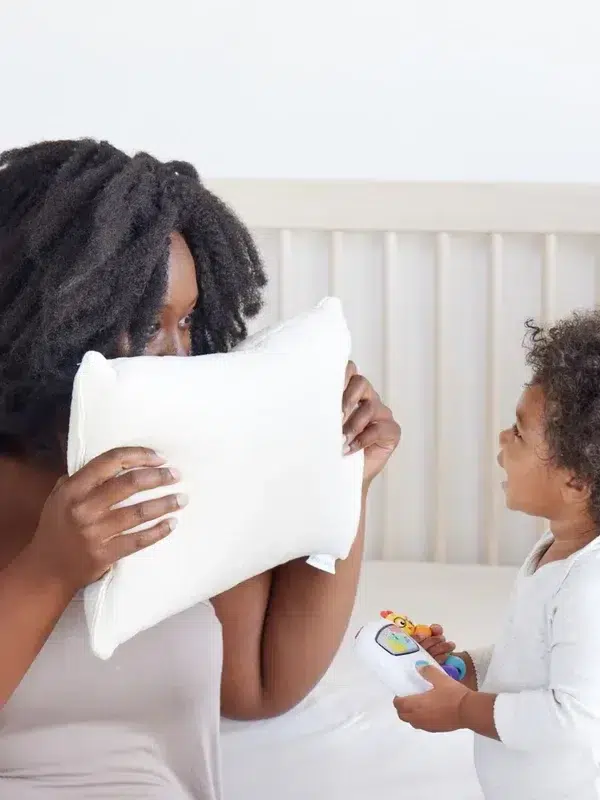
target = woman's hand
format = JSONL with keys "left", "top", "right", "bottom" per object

{"left": 23, "top": 447, "right": 186, "bottom": 594}
{"left": 342, "top": 361, "right": 401, "bottom": 486}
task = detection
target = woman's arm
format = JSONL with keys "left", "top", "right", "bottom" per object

{"left": 213, "top": 363, "right": 401, "bottom": 720}
{"left": 214, "top": 486, "right": 368, "bottom": 720}
{"left": 0, "top": 448, "right": 181, "bottom": 707}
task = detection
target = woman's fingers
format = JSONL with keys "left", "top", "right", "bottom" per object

{"left": 104, "top": 518, "right": 178, "bottom": 562}
{"left": 81, "top": 466, "right": 180, "bottom": 520}
{"left": 101, "top": 492, "right": 189, "bottom": 537}
{"left": 64, "top": 447, "right": 166, "bottom": 499}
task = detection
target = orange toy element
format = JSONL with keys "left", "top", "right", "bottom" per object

{"left": 412, "top": 624, "right": 433, "bottom": 639}
{"left": 380, "top": 610, "right": 432, "bottom": 639}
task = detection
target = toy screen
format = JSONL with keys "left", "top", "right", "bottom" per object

{"left": 376, "top": 625, "right": 419, "bottom": 657}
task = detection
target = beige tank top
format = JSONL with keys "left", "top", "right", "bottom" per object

{"left": 0, "top": 592, "right": 223, "bottom": 798}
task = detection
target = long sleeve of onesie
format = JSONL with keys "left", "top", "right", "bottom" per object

{"left": 493, "top": 557, "right": 600, "bottom": 751}
{"left": 466, "top": 645, "right": 494, "bottom": 689}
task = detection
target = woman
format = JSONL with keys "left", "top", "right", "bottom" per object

{"left": 0, "top": 139, "right": 401, "bottom": 798}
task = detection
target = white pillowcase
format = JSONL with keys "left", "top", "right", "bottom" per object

{"left": 67, "top": 297, "right": 364, "bottom": 659}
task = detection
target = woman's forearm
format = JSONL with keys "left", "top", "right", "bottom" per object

{"left": 256, "top": 485, "right": 368, "bottom": 716}
{"left": 217, "top": 365, "right": 400, "bottom": 721}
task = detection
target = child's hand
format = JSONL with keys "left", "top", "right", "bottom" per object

{"left": 412, "top": 623, "right": 456, "bottom": 664}
{"left": 394, "top": 665, "right": 471, "bottom": 732}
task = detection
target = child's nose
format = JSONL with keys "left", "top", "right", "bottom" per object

{"left": 497, "top": 429, "right": 509, "bottom": 467}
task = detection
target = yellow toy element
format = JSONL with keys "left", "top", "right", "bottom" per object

{"left": 380, "top": 610, "right": 432, "bottom": 639}
{"left": 380, "top": 611, "right": 414, "bottom": 635}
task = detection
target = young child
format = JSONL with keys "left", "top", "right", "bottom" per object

{"left": 395, "top": 311, "right": 600, "bottom": 799}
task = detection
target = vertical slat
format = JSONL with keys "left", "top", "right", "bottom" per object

{"left": 433, "top": 232, "right": 450, "bottom": 562}
{"left": 484, "top": 234, "right": 504, "bottom": 565}
{"left": 536, "top": 233, "right": 558, "bottom": 539}
{"left": 381, "top": 233, "right": 396, "bottom": 403}
{"left": 278, "top": 229, "right": 293, "bottom": 321}
{"left": 541, "top": 234, "right": 558, "bottom": 323}
{"left": 381, "top": 231, "right": 397, "bottom": 560}
{"left": 329, "top": 231, "right": 344, "bottom": 296}
{"left": 595, "top": 239, "right": 600, "bottom": 308}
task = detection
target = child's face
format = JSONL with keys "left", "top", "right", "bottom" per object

{"left": 498, "top": 384, "right": 568, "bottom": 521}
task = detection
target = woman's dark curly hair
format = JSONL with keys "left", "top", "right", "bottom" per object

{"left": 525, "top": 309, "right": 600, "bottom": 524}
{"left": 0, "top": 139, "right": 267, "bottom": 458}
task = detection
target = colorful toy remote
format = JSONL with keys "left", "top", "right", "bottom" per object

{"left": 353, "top": 610, "right": 467, "bottom": 697}
{"left": 379, "top": 610, "right": 467, "bottom": 681}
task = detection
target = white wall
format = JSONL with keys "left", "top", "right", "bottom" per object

{"left": 2, "top": 0, "right": 600, "bottom": 182}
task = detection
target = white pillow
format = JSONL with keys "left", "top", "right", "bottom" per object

{"left": 67, "top": 297, "right": 364, "bottom": 659}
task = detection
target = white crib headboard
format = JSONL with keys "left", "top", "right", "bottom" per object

{"left": 207, "top": 180, "right": 600, "bottom": 567}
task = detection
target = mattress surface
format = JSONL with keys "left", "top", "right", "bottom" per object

{"left": 221, "top": 560, "right": 517, "bottom": 800}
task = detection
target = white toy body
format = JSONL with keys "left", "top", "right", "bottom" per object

{"left": 354, "top": 620, "right": 444, "bottom": 696}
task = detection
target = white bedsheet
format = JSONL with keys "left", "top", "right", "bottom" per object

{"left": 221, "top": 560, "right": 517, "bottom": 800}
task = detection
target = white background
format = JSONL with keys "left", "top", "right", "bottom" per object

{"left": 2, "top": 0, "right": 600, "bottom": 182}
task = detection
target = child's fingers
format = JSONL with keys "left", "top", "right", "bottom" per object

{"left": 416, "top": 633, "right": 456, "bottom": 658}
{"left": 428, "top": 641, "right": 456, "bottom": 663}
{"left": 414, "top": 623, "right": 443, "bottom": 642}
{"left": 415, "top": 634, "right": 445, "bottom": 650}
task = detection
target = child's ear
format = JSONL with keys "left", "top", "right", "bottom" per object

{"left": 562, "top": 474, "right": 591, "bottom": 506}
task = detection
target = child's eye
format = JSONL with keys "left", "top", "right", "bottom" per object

{"left": 512, "top": 423, "right": 522, "bottom": 440}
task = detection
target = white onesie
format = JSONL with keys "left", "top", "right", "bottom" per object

{"left": 470, "top": 532, "right": 600, "bottom": 799}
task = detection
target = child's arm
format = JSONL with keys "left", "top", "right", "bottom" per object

{"left": 456, "top": 646, "right": 494, "bottom": 691}
{"left": 396, "top": 558, "right": 600, "bottom": 747}
{"left": 488, "top": 559, "right": 600, "bottom": 751}
{"left": 394, "top": 665, "right": 500, "bottom": 738}
{"left": 459, "top": 689, "right": 499, "bottom": 738}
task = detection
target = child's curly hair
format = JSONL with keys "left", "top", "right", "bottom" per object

{"left": 525, "top": 310, "right": 600, "bottom": 524}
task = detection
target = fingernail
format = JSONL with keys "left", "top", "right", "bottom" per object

{"left": 176, "top": 493, "right": 189, "bottom": 508}
{"left": 169, "top": 467, "right": 181, "bottom": 481}
{"left": 168, "top": 517, "right": 178, "bottom": 531}
{"left": 151, "top": 452, "right": 167, "bottom": 463}
{"left": 343, "top": 433, "right": 354, "bottom": 453}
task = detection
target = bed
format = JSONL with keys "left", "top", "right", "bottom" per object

{"left": 221, "top": 560, "right": 517, "bottom": 800}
